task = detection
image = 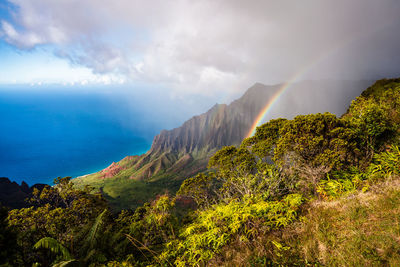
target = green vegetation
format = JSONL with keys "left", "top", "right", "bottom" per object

{"left": 73, "top": 157, "right": 208, "bottom": 211}
{"left": 295, "top": 179, "right": 400, "bottom": 266}
{"left": 73, "top": 173, "right": 183, "bottom": 211}
{"left": 2, "top": 78, "right": 400, "bottom": 266}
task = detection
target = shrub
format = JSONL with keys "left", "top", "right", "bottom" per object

{"left": 159, "top": 194, "right": 302, "bottom": 266}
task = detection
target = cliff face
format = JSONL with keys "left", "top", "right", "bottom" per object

{"left": 77, "top": 80, "right": 371, "bottom": 182}
{"left": 123, "top": 83, "right": 282, "bottom": 180}
{"left": 72, "top": 80, "right": 372, "bottom": 210}
{"left": 148, "top": 83, "right": 278, "bottom": 158}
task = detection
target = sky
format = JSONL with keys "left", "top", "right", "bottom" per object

{"left": 1, "top": 0, "right": 400, "bottom": 99}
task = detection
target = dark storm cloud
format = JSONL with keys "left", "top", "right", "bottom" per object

{"left": 1, "top": 0, "right": 400, "bottom": 94}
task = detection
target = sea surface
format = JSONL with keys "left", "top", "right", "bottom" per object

{"left": 0, "top": 86, "right": 181, "bottom": 185}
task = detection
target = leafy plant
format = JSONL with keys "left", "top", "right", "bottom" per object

{"left": 159, "top": 194, "right": 302, "bottom": 266}
{"left": 34, "top": 237, "right": 72, "bottom": 260}
{"left": 33, "top": 208, "right": 109, "bottom": 266}
{"left": 368, "top": 146, "right": 400, "bottom": 180}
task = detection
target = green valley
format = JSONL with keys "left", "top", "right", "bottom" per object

{"left": 2, "top": 78, "right": 400, "bottom": 266}
{"left": 73, "top": 80, "right": 369, "bottom": 211}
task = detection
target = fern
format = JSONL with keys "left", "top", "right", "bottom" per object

{"left": 83, "top": 248, "right": 107, "bottom": 263}
{"left": 85, "top": 208, "right": 107, "bottom": 251}
{"left": 52, "top": 259, "right": 79, "bottom": 267}
{"left": 366, "top": 145, "right": 400, "bottom": 182}
{"left": 159, "top": 194, "right": 302, "bottom": 265}
{"left": 34, "top": 237, "right": 72, "bottom": 260}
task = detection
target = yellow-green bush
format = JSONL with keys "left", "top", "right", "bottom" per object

{"left": 159, "top": 194, "right": 302, "bottom": 266}
{"left": 368, "top": 146, "right": 400, "bottom": 180}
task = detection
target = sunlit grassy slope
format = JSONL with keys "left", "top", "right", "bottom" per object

{"left": 74, "top": 174, "right": 180, "bottom": 211}
{"left": 211, "top": 176, "right": 400, "bottom": 266}
{"left": 73, "top": 157, "right": 207, "bottom": 210}
{"left": 298, "top": 178, "right": 400, "bottom": 266}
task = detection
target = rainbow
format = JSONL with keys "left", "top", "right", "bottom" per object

{"left": 245, "top": 72, "right": 307, "bottom": 138}
{"left": 245, "top": 24, "right": 383, "bottom": 138}
{"left": 244, "top": 18, "right": 397, "bottom": 139}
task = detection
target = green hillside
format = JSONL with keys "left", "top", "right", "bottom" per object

{"left": 73, "top": 80, "right": 369, "bottom": 211}
{"left": 2, "top": 78, "right": 400, "bottom": 266}
{"left": 73, "top": 156, "right": 208, "bottom": 211}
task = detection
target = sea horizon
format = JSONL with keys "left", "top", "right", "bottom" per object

{"left": 0, "top": 86, "right": 157, "bottom": 185}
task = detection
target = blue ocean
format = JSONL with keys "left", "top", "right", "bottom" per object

{"left": 0, "top": 85, "right": 210, "bottom": 185}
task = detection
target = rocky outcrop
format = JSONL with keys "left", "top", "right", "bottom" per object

{"left": 0, "top": 177, "right": 46, "bottom": 209}
{"left": 101, "top": 162, "right": 124, "bottom": 178}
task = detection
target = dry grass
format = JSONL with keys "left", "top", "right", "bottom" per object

{"left": 297, "top": 176, "right": 400, "bottom": 266}
{"left": 208, "top": 176, "right": 400, "bottom": 266}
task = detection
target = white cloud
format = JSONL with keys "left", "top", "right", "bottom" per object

{"left": 2, "top": 0, "right": 400, "bottom": 95}
{"left": 1, "top": 20, "right": 43, "bottom": 48}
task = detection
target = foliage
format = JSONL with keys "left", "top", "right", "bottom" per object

{"left": 116, "top": 195, "right": 180, "bottom": 265}
{"left": 34, "top": 237, "right": 73, "bottom": 261}
{"left": 344, "top": 78, "right": 400, "bottom": 157}
{"left": 33, "top": 208, "right": 110, "bottom": 266}
{"left": 241, "top": 118, "right": 287, "bottom": 159}
{"left": 3, "top": 78, "right": 400, "bottom": 266}
{"left": 159, "top": 194, "right": 302, "bottom": 266}
{"left": 0, "top": 205, "right": 19, "bottom": 266}
{"left": 316, "top": 146, "right": 400, "bottom": 200}
{"left": 274, "top": 113, "right": 361, "bottom": 191}
{"left": 7, "top": 177, "right": 108, "bottom": 266}
{"left": 368, "top": 145, "right": 400, "bottom": 180}
{"left": 317, "top": 175, "right": 359, "bottom": 199}
{"left": 208, "top": 141, "right": 295, "bottom": 201}
{"left": 296, "top": 181, "right": 400, "bottom": 266}
{"left": 209, "top": 146, "right": 256, "bottom": 179}
{"left": 84, "top": 209, "right": 107, "bottom": 253}
{"left": 177, "top": 173, "right": 219, "bottom": 208}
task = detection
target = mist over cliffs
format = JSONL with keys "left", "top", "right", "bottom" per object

{"left": 149, "top": 83, "right": 277, "bottom": 157}
{"left": 73, "top": 79, "right": 372, "bottom": 209}
{"left": 147, "top": 80, "right": 371, "bottom": 161}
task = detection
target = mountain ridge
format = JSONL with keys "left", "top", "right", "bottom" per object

{"left": 73, "top": 80, "right": 372, "bottom": 209}
{"left": 0, "top": 177, "right": 46, "bottom": 209}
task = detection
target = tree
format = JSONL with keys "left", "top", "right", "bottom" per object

{"left": 0, "top": 205, "right": 19, "bottom": 265}
{"left": 8, "top": 177, "right": 108, "bottom": 266}
{"left": 34, "top": 209, "right": 109, "bottom": 266}
{"left": 273, "top": 113, "right": 360, "bottom": 194}
{"left": 343, "top": 79, "right": 400, "bottom": 158}
{"left": 241, "top": 118, "right": 287, "bottom": 160}
{"left": 177, "top": 173, "right": 219, "bottom": 208}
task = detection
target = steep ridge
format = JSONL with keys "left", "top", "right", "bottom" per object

{"left": 99, "top": 83, "right": 281, "bottom": 181}
{"left": 74, "top": 80, "right": 372, "bottom": 209}
{"left": 0, "top": 177, "right": 46, "bottom": 209}
{"left": 149, "top": 83, "right": 275, "bottom": 157}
